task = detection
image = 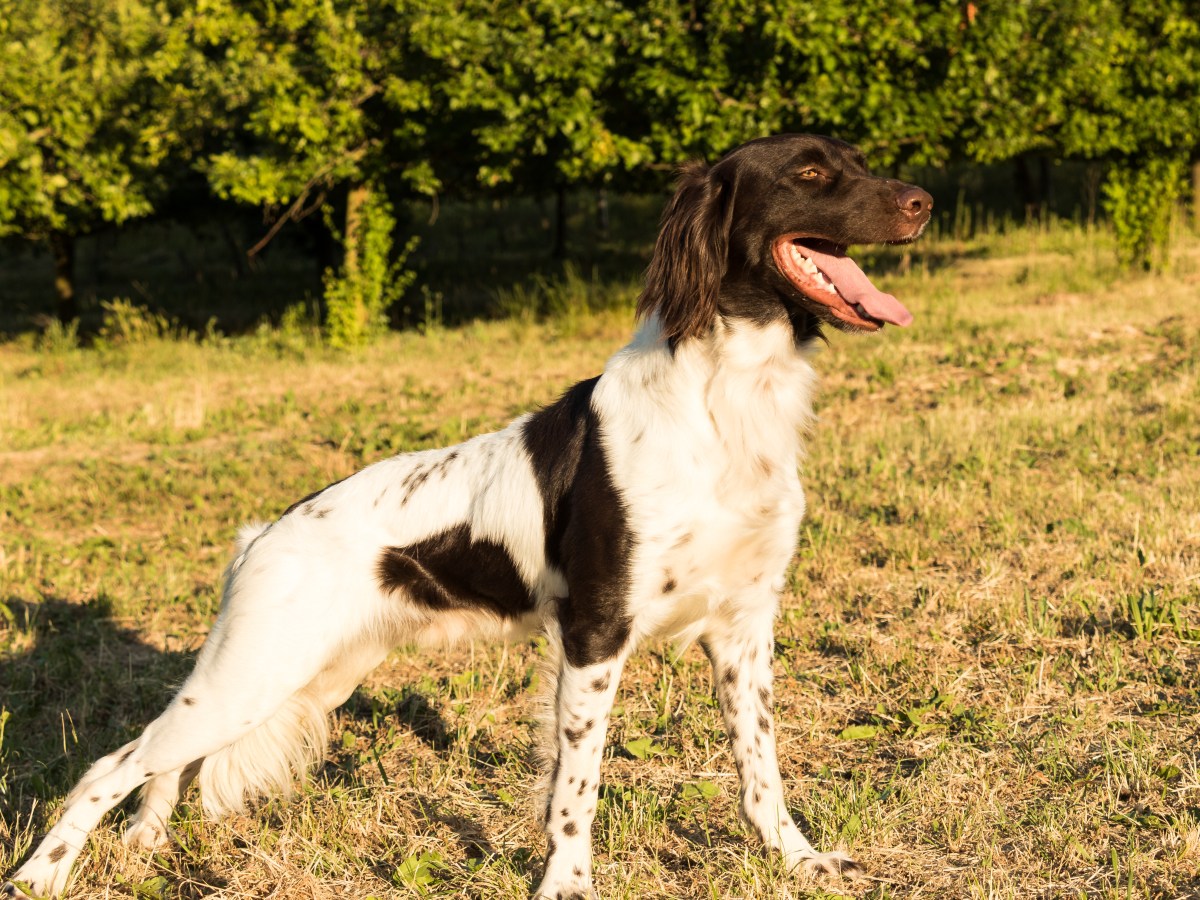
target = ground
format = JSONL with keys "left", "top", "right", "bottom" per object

{"left": 1, "top": 221, "right": 1198, "bottom": 898}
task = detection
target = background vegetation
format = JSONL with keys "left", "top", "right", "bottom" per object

{"left": 2, "top": 0, "right": 1199, "bottom": 341}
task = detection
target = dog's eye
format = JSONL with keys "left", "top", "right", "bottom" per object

{"left": 797, "top": 167, "right": 821, "bottom": 180}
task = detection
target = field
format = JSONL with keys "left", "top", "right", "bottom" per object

{"left": 1, "top": 221, "right": 1199, "bottom": 899}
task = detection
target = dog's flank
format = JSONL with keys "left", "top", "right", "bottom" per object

{"left": 4, "top": 134, "right": 930, "bottom": 899}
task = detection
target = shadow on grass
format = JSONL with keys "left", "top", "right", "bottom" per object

{"left": 666, "top": 817, "right": 745, "bottom": 859}
{"left": 0, "top": 596, "right": 195, "bottom": 823}
{"left": 410, "top": 796, "right": 499, "bottom": 861}
{"left": 0, "top": 596, "right": 236, "bottom": 894}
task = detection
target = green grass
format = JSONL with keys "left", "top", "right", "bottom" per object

{"left": 1, "top": 221, "right": 1199, "bottom": 898}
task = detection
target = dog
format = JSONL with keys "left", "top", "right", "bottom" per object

{"left": 3, "top": 134, "right": 931, "bottom": 899}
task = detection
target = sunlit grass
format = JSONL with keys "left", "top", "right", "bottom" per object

{"left": 1, "top": 224, "right": 1198, "bottom": 898}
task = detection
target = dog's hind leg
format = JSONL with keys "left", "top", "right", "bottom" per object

{"left": 123, "top": 758, "right": 203, "bottom": 850}
{"left": 4, "top": 579, "right": 374, "bottom": 898}
{"left": 2, "top": 736, "right": 156, "bottom": 899}
{"left": 3, "top": 671, "right": 309, "bottom": 900}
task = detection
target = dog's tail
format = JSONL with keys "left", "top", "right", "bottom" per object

{"left": 197, "top": 689, "right": 329, "bottom": 817}
{"left": 195, "top": 520, "right": 330, "bottom": 817}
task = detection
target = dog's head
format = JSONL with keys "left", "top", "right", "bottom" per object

{"left": 637, "top": 134, "right": 932, "bottom": 345}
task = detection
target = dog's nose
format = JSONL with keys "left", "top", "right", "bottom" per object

{"left": 896, "top": 187, "right": 933, "bottom": 218}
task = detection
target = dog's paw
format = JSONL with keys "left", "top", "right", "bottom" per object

{"left": 123, "top": 818, "right": 171, "bottom": 851}
{"left": 796, "top": 850, "right": 865, "bottom": 878}
{"left": 2, "top": 879, "right": 38, "bottom": 899}
{"left": 4, "top": 857, "right": 71, "bottom": 899}
{"left": 532, "top": 877, "right": 597, "bottom": 900}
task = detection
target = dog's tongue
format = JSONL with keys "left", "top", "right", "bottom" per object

{"left": 803, "top": 244, "right": 914, "bottom": 327}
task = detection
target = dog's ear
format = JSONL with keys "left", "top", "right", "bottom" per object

{"left": 637, "top": 160, "right": 735, "bottom": 346}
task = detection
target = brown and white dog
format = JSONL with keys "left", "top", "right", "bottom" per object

{"left": 3, "top": 134, "right": 930, "bottom": 899}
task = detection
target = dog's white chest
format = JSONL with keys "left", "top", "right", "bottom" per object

{"left": 594, "top": 320, "right": 817, "bottom": 621}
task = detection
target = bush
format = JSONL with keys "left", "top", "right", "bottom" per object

{"left": 322, "top": 185, "right": 418, "bottom": 349}
{"left": 1102, "top": 156, "right": 1187, "bottom": 271}
{"left": 96, "top": 298, "right": 177, "bottom": 346}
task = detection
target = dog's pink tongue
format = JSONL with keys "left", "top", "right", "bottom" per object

{"left": 804, "top": 246, "right": 914, "bottom": 327}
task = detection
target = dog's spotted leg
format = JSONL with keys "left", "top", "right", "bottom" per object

{"left": 123, "top": 758, "right": 203, "bottom": 851}
{"left": 533, "top": 654, "right": 626, "bottom": 900}
{"left": 702, "top": 611, "right": 863, "bottom": 879}
{"left": 2, "top": 738, "right": 155, "bottom": 898}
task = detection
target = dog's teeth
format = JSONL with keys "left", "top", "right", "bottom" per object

{"left": 792, "top": 249, "right": 819, "bottom": 276}
{"left": 789, "top": 244, "right": 839, "bottom": 295}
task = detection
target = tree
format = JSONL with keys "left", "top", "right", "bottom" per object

{"left": 405, "top": 0, "right": 652, "bottom": 256}
{"left": 0, "top": 0, "right": 185, "bottom": 320}
{"left": 611, "top": 1, "right": 961, "bottom": 171}
{"left": 177, "top": 0, "right": 436, "bottom": 346}
{"left": 942, "top": 0, "right": 1199, "bottom": 265}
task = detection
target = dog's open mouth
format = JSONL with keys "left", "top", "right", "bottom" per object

{"left": 772, "top": 237, "right": 913, "bottom": 330}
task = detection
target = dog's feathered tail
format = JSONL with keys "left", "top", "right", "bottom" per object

{"left": 532, "top": 630, "right": 564, "bottom": 828}
{"left": 197, "top": 689, "right": 329, "bottom": 817}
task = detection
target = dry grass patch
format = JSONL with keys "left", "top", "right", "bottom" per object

{"left": 2, "top": 226, "right": 1198, "bottom": 898}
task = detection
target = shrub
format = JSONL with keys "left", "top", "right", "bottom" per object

{"left": 1102, "top": 156, "right": 1186, "bottom": 271}
{"left": 322, "top": 185, "right": 418, "bottom": 349}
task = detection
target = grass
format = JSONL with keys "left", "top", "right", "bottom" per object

{"left": 1, "top": 219, "right": 1199, "bottom": 898}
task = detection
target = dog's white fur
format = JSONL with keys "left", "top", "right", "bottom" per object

{"left": 3, "top": 312, "right": 863, "bottom": 899}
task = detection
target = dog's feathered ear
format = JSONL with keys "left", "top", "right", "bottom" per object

{"left": 636, "top": 160, "right": 734, "bottom": 346}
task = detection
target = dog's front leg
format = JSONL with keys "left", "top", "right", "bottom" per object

{"left": 534, "top": 651, "right": 627, "bottom": 900}
{"left": 702, "top": 608, "right": 863, "bottom": 878}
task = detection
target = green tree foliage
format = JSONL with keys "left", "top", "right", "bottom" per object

{"left": 948, "top": 1, "right": 1200, "bottom": 267}
{"left": 619, "top": 0, "right": 961, "bottom": 169}
{"left": 1080, "top": 1, "right": 1199, "bottom": 268}
{"left": 3, "top": 0, "right": 1197, "bottom": 328}
{"left": 1102, "top": 157, "right": 1187, "bottom": 270}
{"left": 170, "top": 0, "right": 439, "bottom": 343}
{"left": 409, "top": 0, "right": 651, "bottom": 192}
{"left": 0, "top": 0, "right": 185, "bottom": 317}
{"left": 186, "top": 0, "right": 438, "bottom": 207}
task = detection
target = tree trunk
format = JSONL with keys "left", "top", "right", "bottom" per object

{"left": 1039, "top": 156, "right": 1054, "bottom": 216}
{"left": 218, "top": 219, "right": 250, "bottom": 276}
{"left": 1083, "top": 162, "right": 1103, "bottom": 225}
{"left": 595, "top": 188, "right": 609, "bottom": 240}
{"left": 553, "top": 185, "right": 568, "bottom": 259}
{"left": 344, "top": 182, "right": 369, "bottom": 282}
{"left": 1014, "top": 155, "right": 1052, "bottom": 222}
{"left": 49, "top": 231, "right": 77, "bottom": 322}
{"left": 303, "top": 213, "right": 337, "bottom": 283}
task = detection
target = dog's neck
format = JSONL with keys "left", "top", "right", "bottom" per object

{"left": 618, "top": 315, "right": 818, "bottom": 463}
{"left": 716, "top": 283, "right": 826, "bottom": 349}
{"left": 701, "top": 317, "right": 818, "bottom": 457}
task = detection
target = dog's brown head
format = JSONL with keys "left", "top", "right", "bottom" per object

{"left": 637, "top": 134, "right": 932, "bottom": 345}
